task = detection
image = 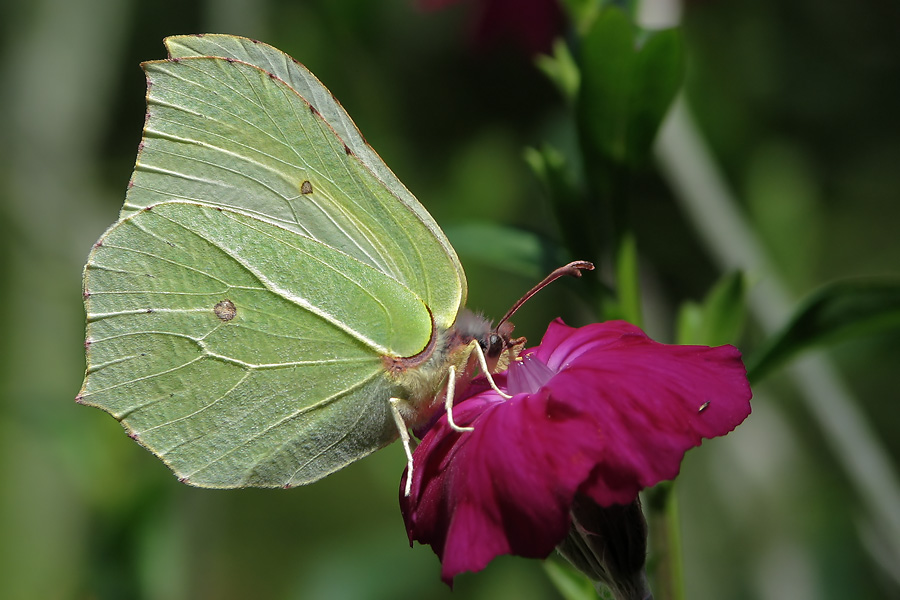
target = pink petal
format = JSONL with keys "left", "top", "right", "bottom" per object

{"left": 543, "top": 322, "right": 751, "bottom": 505}
{"left": 402, "top": 388, "right": 604, "bottom": 583}
{"left": 401, "top": 319, "right": 752, "bottom": 583}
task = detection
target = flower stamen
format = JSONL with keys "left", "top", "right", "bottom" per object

{"left": 508, "top": 353, "right": 557, "bottom": 395}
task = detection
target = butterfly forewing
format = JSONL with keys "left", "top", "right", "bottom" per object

{"left": 125, "top": 43, "right": 463, "bottom": 329}
{"left": 164, "top": 33, "right": 466, "bottom": 305}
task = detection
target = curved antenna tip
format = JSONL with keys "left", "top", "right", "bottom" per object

{"left": 497, "top": 260, "right": 594, "bottom": 329}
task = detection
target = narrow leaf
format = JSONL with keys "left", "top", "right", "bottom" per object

{"left": 677, "top": 272, "right": 746, "bottom": 346}
{"left": 626, "top": 28, "right": 685, "bottom": 166}
{"left": 700, "top": 271, "right": 746, "bottom": 346}
{"left": 578, "top": 7, "right": 635, "bottom": 164}
{"left": 616, "top": 232, "right": 642, "bottom": 327}
{"left": 748, "top": 278, "right": 900, "bottom": 381}
{"left": 524, "top": 145, "right": 602, "bottom": 263}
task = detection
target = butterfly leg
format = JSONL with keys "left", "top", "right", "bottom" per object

{"left": 443, "top": 341, "right": 513, "bottom": 433}
{"left": 468, "top": 340, "right": 512, "bottom": 400}
{"left": 444, "top": 364, "right": 474, "bottom": 433}
{"left": 390, "top": 397, "right": 416, "bottom": 497}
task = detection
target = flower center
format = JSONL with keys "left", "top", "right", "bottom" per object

{"left": 507, "top": 353, "right": 556, "bottom": 395}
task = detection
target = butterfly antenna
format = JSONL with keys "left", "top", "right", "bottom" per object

{"left": 495, "top": 260, "right": 594, "bottom": 330}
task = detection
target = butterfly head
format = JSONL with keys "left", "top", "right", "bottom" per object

{"left": 453, "top": 310, "right": 525, "bottom": 374}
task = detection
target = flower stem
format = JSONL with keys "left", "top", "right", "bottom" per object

{"left": 646, "top": 483, "right": 685, "bottom": 600}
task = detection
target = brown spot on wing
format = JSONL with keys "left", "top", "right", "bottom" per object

{"left": 214, "top": 299, "right": 237, "bottom": 321}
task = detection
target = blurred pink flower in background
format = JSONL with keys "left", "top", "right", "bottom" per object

{"left": 418, "top": 0, "right": 565, "bottom": 55}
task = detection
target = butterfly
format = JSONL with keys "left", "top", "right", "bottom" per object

{"left": 77, "top": 34, "right": 525, "bottom": 490}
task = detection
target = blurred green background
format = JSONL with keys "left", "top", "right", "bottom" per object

{"left": 1, "top": 0, "right": 898, "bottom": 598}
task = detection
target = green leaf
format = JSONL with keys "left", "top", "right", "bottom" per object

{"left": 625, "top": 28, "right": 684, "bottom": 165}
{"left": 578, "top": 7, "right": 635, "bottom": 164}
{"left": 535, "top": 39, "right": 581, "bottom": 102}
{"left": 543, "top": 559, "right": 599, "bottom": 600}
{"left": 675, "top": 303, "right": 703, "bottom": 347}
{"left": 747, "top": 278, "right": 900, "bottom": 381}
{"left": 615, "top": 232, "right": 642, "bottom": 327}
{"left": 559, "top": 0, "right": 600, "bottom": 33}
{"left": 524, "top": 145, "right": 579, "bottom": 206}
{"left": 445, "top": 222, "right": 570, "bottom": 280}
{"left": 677, "top": 272, "right": 746, "bottom": 346}
{"left": 577, "top": 7, "right": 685, "bottom": 168}
{"left": 524, "top": 145, "right": 602, "bottom": 265}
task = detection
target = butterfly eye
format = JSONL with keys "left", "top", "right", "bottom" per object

{"left": 486, "top": 333, "right": 504, "bottom": 359}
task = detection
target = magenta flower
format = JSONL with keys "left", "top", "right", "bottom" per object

{"left": 400, "top": 319, "right": 752, "bottom": 585}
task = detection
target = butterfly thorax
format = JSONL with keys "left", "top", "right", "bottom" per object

{"left": 383, "top": 309, "right": 521, "bottom": 427}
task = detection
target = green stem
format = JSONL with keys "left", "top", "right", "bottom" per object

{"left": 647, "top": 483, "right": 685, "bottom": 600}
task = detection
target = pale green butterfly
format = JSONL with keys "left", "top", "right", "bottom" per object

{"left": 77, "top": 34, "right": 535, "bottom": 490}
